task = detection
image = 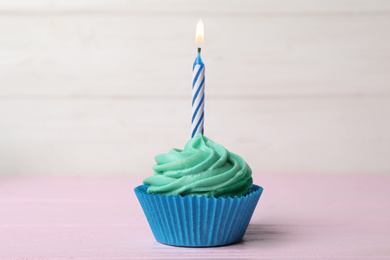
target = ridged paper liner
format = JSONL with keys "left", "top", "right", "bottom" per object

{"left": 134, "top": 184, "right": 263, "bottom": 247}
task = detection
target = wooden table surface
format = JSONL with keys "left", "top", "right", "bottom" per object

{"left": 1, "top": 173, "right": 389, "bottom": 259}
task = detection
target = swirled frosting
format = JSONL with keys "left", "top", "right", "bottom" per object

{"left": 143, "top": 134, "right": 253, "bottom": 198}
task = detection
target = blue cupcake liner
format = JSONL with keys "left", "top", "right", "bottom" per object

{"left": 134, "top": 184, "right": 263, "bottom": 247}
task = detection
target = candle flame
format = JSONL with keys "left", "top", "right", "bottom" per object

{"left": 195, "top": 20, "right": 204, "bottom": 47}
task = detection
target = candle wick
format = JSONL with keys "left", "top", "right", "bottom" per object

{"left": 197, "top": 48, "right": 201, "bottom": 55}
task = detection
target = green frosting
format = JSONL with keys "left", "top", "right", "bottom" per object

{"left": 143, "top": 134, "right": 253, "bottom": 198}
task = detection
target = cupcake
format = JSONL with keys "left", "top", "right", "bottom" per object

{"left": 134, "top": 134, "right": 263, "bottom": 247}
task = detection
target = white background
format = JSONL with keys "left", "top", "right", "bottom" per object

{"left": 1, "top": 0, "right": 389, "bottom": 175}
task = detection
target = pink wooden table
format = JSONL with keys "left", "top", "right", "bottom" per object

{"left": 1, "top": 173, "right": 389, "bottom": 259}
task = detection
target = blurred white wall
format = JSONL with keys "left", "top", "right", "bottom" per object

{"left": 1, "top": 0, "right": 390, "bottom": 175}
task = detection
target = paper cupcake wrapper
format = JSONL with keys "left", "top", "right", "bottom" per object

{"left": 134, "top": 184, "right": 263, "bottom": 247}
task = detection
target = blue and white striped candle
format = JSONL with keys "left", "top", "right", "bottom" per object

{"left": 192, "top": 20, "right": 205, "bottom": 138}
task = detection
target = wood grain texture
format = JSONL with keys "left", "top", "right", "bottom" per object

{"left": 1, "top": 14, "right": 389, "bottom": 97}
{"left": 1, "top": 0, "right": 390, "bottom": 13}
{"left": 1, "top": 98, "right": 389, "bottom": 175}
{"left": 0, "top": 0, "right": 390, "bottom": 175}
{"left": 0, "top": 174, "right": 389, "bottom": 259}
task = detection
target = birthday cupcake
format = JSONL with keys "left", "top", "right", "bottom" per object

{"left": 134, "top": 20, "right": 263, "bottom": 247}
{"left": 134, "top": 134, "right": 263, "bottom": 247}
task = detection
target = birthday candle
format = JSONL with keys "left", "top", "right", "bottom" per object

{"left": 192, "top": 20, "right": 205, "bottom": 138}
